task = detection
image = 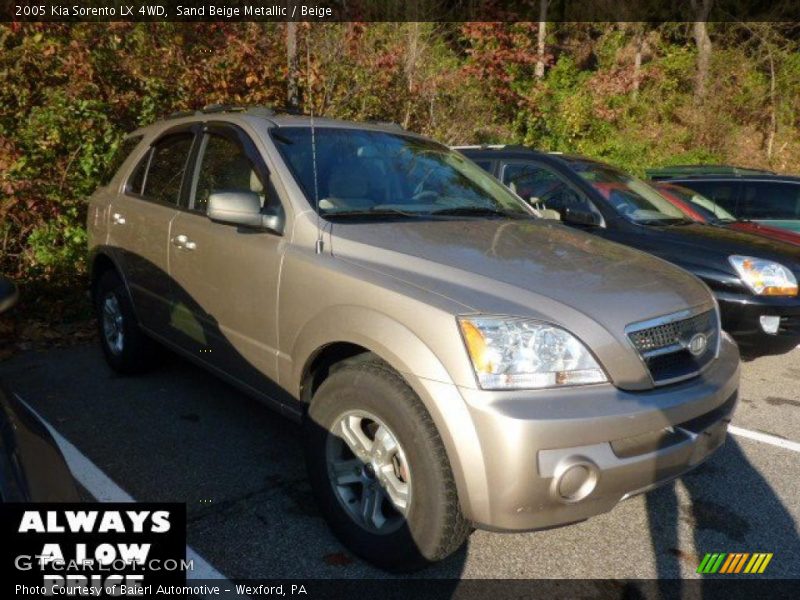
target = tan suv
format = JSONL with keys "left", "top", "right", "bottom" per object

{"left": 87, "top": 106, "right": 740, "bottom": 570}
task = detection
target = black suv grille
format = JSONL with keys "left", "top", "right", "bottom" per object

{"left": 628, "top": 309, "right": 718, "bottom": 385}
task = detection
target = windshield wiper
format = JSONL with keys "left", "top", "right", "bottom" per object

{"left": 429, "top": 206, "right": 526, "bottom": 218}
{"left": 638, "top": 217, "right": 693, "bottom": 226}
{"left": 323, "top": 207, "right": 426, "bottom": 219}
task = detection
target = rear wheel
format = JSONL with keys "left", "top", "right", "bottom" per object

{"left": 93, "top": 270, "right": 157, "bottom": 374}
{"left": 304, "top": 356, "right": 470, "bottom": 571}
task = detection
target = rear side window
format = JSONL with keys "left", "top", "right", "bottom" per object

{"left": 678, "top": 181, "right": 739, "bottom": 214}
{"left": 141, "top": 133, "right": 195, "bottom": 205}
{"left": 740, "top": 182, "right": 800, "bottom": 219}
{"left": 101, "top": 136, "right": 142, "bottom": 186}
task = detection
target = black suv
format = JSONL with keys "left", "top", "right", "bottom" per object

{"left": 458, "top": 146, "right": 800, "bottom": 357}
{"left": 648, "top": 168, "right": 800, "bottom": 235}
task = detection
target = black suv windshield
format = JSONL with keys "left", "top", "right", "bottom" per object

{"left": 272, "top": 127, "right": 531, "bottom": 219}
{"left": 567, "top": 159, "right": 688, "bottom": 224}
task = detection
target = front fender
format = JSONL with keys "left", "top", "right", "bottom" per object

{"left": 288, "top": 305, "right": 451, "bottom": 392}
{"left": 285, "top": 305, "right": 490, "bottom": 523}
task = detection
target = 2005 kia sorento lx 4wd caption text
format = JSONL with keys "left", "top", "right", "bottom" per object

{"left": 87, "top": 107, "right": 739, "bottom": 571}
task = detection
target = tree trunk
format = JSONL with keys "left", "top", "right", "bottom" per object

{"left": 286, "top": 22, "right": 299, "bottom": 109}
{"left": 403, "top": 23, "right": 421, "bottom": 129}
{"left": 535, "top": 0, "right": 549, "bottom": 79}
{"left": 633, "top": 32, "right": 643, "bottom": 100}
{"left": 766, "top": 47, "right": 777, "bottom": 161}
{"left": 691, "top": 0, "right": 713, "bottom": 104}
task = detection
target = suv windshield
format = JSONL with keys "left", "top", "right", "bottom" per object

{"left": 272, "top": 127, "right": 531, "bottom": 219}
{"left": 567, "top": 160, "right": 688, "bottom": 224}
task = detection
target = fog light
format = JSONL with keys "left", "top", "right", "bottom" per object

{"left": 759, "top": 315, "right": 780, "bottom": 335}
{"left": 552, "top": 458, "right": 599, "bottom": 502}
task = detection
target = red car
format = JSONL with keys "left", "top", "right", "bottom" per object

{"left": 655, "top": 182, "right": 800, "bottom": 246}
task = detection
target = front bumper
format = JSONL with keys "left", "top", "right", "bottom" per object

{"left": 450, "top": 336, "right": 740, "bottom": 532}
{"left": 717, "top": 291, "right": 800, "bottom": 356}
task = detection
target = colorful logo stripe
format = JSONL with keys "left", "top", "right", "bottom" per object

{"left": 697, "top": 553, "right": 773, "bottom": 574}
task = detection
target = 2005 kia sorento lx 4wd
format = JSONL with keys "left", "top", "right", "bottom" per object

{"left": 87, "top": 107, "right": 739, "bottom": 571}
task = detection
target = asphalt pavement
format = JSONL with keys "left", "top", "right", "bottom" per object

{"left": 0, "top": 343, "right": 798, "bottom": 580}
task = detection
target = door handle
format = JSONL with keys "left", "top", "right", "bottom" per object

{"left": 112, "top": 212, "right": 126, "bottom": 225}
{"left": 171, "top": 234, "right": 197, "bottom": 251}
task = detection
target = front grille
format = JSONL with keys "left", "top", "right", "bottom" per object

{"left": 629, "top": 310, "right": 715, "bottom": 353}
{"left": 778, "top": 315, "right": 800, "bottom": 335}
{"left": 627, "top": 309, "right": 719, "bottom": 385}
{"left": 610, "top": 391, "right": 737, "bottom": 459}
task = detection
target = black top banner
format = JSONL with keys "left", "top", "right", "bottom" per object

{"left": 4, "top": 0, "right": 800, "bottom": 23}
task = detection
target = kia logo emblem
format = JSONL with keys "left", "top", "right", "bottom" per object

{"left": 688, "top": 333, "right": 708, "bottom": 356}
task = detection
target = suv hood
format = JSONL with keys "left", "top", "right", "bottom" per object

{"left": 330, "top": 218, "right": 714, "bottom": 334}
{"left": 608, "top": 222, "right": 800, "bottom": 276}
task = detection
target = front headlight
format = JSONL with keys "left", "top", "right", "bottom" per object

{"left": 729, "top": 255, "right": 798, "bottom": 296}
{"left": 458, "top": 316, "right": 607, "bottom": 390}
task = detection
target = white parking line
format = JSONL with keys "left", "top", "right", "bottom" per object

{"left": 729, "top": 424, "right": 800, "bottom": 453}
{"left": 14, "top": 394, "right": 237, "bottom": 592}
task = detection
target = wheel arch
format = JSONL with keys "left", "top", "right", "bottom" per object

{"left": 289, "top": 306, "right": 490, "bottom": 523}
{"left": 88, "top": 248, "right": 140, "bottom": 323}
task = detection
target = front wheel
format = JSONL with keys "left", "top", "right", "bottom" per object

{"left": 304, "top": 357, "right": 470, "bottom": 571}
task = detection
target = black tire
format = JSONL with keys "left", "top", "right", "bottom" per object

{"left": 93, "top": 270, "right": 157, "bottom": 375}
{"left": 304, "top": 356, "right": 470, "bottom": 572}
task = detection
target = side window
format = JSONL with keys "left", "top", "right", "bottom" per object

{"left": 502, "top": 162, "right": 598, "bottom": 219}
{"left": 473, "top": 160, "right": 493, "bottom": 174}
{"left": 193, "top": 133, "right": 267, "bottom": 213}
{"left": 102, "top": 136, "right": 142, "bottom": 186}
{"left": 126, "top": 150, "right": 150, "bottom": 195}
{"left": 681, "top": 181, "right": 739, "bottom": 214}
{"left": 141, "top": 133, "right": 195, "bottom": 205}
{"left": 741, "top": 182, "right": 800, "bottom": 219}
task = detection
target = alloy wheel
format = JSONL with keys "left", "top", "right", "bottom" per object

{"left": 325, "top": 410, "right": 412, "bottom": 535}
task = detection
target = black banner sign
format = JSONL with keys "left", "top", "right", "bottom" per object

{"left": 1, "top": 503, "right": 187, "bottom": 597}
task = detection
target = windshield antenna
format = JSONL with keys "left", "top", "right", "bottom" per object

{"left": 306, "top": 36, "right": 323, "bottom": 254}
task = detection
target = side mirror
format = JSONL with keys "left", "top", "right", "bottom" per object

{"left": 207, "top": 191, "right": 283, "bottom": 232}
{"left": 562, "top": 207, "right": 601, "bottom": 227}
{"left": 0, "top": 275, "right": 19, "bottom": 314}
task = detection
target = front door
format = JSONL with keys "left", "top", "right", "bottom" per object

{"left": 167, "top": 123, "right": 286, "bottom": 394}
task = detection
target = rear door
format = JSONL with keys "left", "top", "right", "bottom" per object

{"left": 167, "top": 122, "right": 286, "bottom": 393}
{"left": 107, "top": 128, "right": 196, "bottom": 336}
{"left": 738, "top": 181, "right": 800, "bottom": 231}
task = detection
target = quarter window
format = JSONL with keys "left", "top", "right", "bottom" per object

{"left": 126, "top": 151, "right": 150, "bottom": 195}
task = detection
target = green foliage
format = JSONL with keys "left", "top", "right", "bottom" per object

{"left": 2, "top": 22, "right": 800, "bottom": 289}
{"left": 26, "top": 217, "right": 87, "bottom": 276}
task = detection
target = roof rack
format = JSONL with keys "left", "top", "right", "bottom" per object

{"left": 646, "top": 164, "right": 775, "bottom": 180}
{"left": 451, "top": 144, "right": 529, "bottom": 151}
{"left": 364, "top": 120, "right": 404, "bottom": 130}
{"left": 166, "top": 104, "right": 276, "bottom": 120}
